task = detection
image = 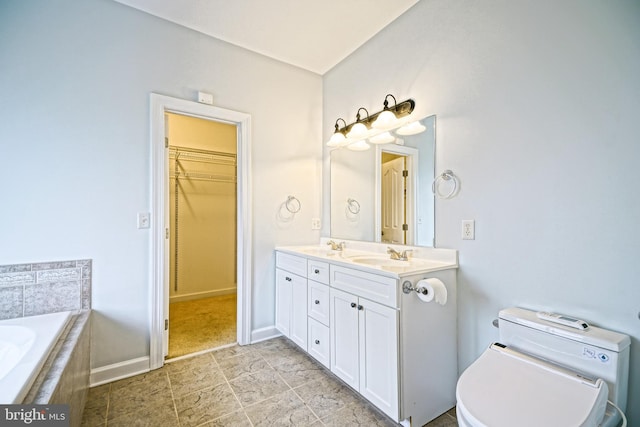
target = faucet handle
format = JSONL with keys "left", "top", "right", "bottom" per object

{"left": 400, "top": 249, "right": 413, "bottom": 259}
{"left": 327, "top": 240, "right": 344, "bottom": 251}
{"left": 387, "top": 247, "right": 401, "bottom": 260}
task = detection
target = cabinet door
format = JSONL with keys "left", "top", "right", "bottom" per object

{"left": 330, "top": 288, "right": 360, "bottom": 390}
{"left": 290, "top": 274, "right": 307, "bottom": 350}
{"left": 275, "top": 269, "right": 293, "bottom": 337}
{"left": 359, "top": 298, "right": 399, "bottom": 420}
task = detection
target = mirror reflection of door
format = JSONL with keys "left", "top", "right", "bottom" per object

{"left": 381, "top": 154, "right": 407, "bottom": 244}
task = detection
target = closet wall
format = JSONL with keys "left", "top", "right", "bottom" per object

{"left": 167, "top": 113, "right": 237, "bottom": 302}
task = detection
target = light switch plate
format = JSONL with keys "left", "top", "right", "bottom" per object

{"left": 138, "top": 212, "right": 151, "bottom": 229}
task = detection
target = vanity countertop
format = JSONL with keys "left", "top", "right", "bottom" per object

{"left": 276, "top": 240, "right": 458, "bottom": 279}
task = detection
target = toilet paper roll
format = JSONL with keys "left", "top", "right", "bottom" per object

{"left": 416, "top": 278, "right": 448, "bottom": 305}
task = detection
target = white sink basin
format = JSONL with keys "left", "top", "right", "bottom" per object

{"left": 296, "top": 247, "right": 338, "bottom": 257}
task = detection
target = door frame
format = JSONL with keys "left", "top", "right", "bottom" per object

{"left": 149, "top": 93, "right": 252, "bottom": 369}
{"left": 374, "top": 145, "right": 419, "bottom": 245}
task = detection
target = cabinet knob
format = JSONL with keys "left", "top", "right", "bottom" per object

{"left": 315, "top": 339, "right": 320, "bottom": 345}
{"left": 314, "top": 269, "right": 320, "bottom": 274}
{"left": 315, "top": 300, "right": 320, "bottom": 305}
{"left": 350, "top": 302, "right": 357, "bottom": 308}
{"left": 358, "top": 305, "right": 363, "bottom": 311}
{"left": 285, "top": 276, "right": 292, "bottom": 282}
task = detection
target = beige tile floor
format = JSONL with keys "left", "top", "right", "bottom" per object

{"left": 81, "top": 337, "right": 458, "bottom": 427}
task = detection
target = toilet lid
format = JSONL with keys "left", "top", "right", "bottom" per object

{"left": 456, "top": 343, "right": 609, "bottom": 427}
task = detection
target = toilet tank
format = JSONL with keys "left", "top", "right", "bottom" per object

{"left": 498, "top": 307, "right": 631, "bottom": 412}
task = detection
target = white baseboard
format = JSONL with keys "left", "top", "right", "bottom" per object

{"left": 170, "top": 287, "right": 236, "bottom": 303}
{"left": 250, "top": 325, "right": 281, "bottom": 344}
{"left": 90, "top": 356, "right": 150, "bottom": 387}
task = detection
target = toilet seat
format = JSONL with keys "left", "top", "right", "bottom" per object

{"left": 456, "top": 343, "right": 609, "bottom": 427}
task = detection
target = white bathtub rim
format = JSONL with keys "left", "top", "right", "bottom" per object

{"left": 0, "top": 311, "right": 72, "bottom": 404}
{"left": 0, "top": 326, "right": 36, "bottom": 381}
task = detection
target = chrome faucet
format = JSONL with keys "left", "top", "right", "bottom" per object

{"left": 326, "top": 240, "right": 346, "bottom": 251}
{"left": 387, "top": 247, "right": 412, "bottom": 261}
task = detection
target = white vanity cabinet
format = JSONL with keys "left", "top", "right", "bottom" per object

{"left": 275, "top": 252, "right": 307, "bottom": 350}
{"left": 275, "top": 246, "right": 458, "bottom": 427}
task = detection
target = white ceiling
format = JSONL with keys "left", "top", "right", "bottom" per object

{"left": 113, "top": 0, "right": 419, "bottom": 74}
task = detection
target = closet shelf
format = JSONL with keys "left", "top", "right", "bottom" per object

{"left": 169, "top": 145, "right": 236, "bottom": 167}
{"left": 169, "top": 170, "right": 236, "bottom": 183}
{"left": 169, "top": 145, "right": 236, "bottom": 183}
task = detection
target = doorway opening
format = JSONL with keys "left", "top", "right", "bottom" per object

{"left": 150, "top": 94, "right": 252, "bottom": 370}
{"left": 166, "top": 112, "right": 237, "bottom": 359}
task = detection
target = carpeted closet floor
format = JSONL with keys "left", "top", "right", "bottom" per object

{"left": 168, "top": 293, "right": 237, "bottom": 359}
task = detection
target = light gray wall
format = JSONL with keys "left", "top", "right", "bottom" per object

{"left": 0, "top": 0, "right": 322, "bottom": 368}
{"left": 324, "top": 0, "right": 640, "bottom": 423}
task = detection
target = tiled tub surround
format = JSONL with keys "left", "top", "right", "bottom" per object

{"left": 0, "top": 259, "right": 92, "bottom": 427}
{"left": 0, "top": 259, "right": 91, "bottom": 319}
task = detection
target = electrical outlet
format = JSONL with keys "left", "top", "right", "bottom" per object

{"left": 311, "top": 218, "right": 321, "bottom": 230}
{"left": 462, "top": 220, "right": 475, "bottom": 240}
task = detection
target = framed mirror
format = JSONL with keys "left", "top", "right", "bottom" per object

{"left": 330, "top": 115, "right": 435, "bottom": 246}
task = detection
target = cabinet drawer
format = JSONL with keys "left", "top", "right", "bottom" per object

{"left": 308, "top": 317, "right": 330, "bottom": 368}
{"left": 308, "top": 280, "right": 330, "bottom": 326}
{"left": 276, "top": 252, "right": 307, "bottom": 277}
{"left": 330, "top": 265, "right": 398, "bottom": 308}
{"left": 307, "top": 259, "right": 329, "bottom": 284}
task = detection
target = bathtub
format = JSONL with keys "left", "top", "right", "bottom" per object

{"left": 0, "top": 311, "right": 72, "bottom": 404}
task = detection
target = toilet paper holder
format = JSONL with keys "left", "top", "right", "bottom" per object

{"left": 402, "top": 280, "right": 429, "bottom": 295}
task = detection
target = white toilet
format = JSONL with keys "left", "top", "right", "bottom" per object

{"left": 456, "top": 307, "right": 630, "bottom": 427}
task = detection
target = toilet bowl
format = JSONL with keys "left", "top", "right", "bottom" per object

{"left": 455, "top": 307, "right": 630, "bottom": 427}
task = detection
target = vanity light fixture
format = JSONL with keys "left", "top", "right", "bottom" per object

{"left": 371, "top": 94, "right": 401, "bottom": 130}
{"left": 346, "top": 108, "right": 371, "bottom": 140}
{"left": 327, "top": 118, "right": 348, "bottom": 147}
{"left": 326, "top": 95, "right": 420, "bottom": 150}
